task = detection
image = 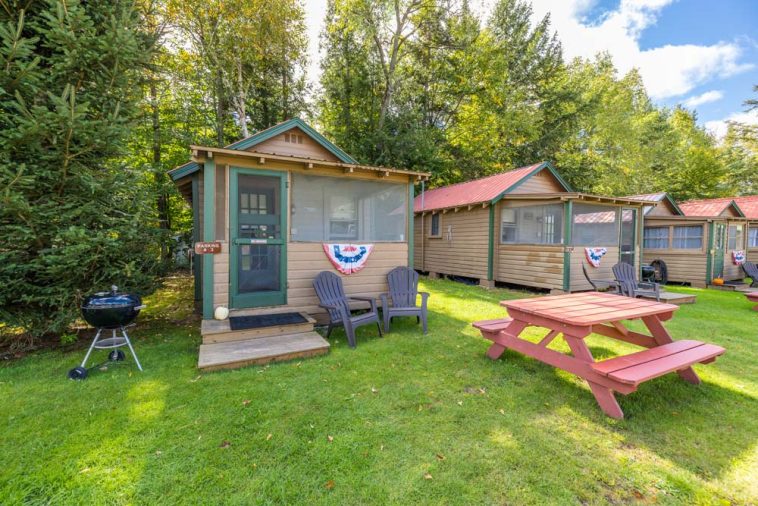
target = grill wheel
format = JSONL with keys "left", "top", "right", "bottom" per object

{"left": 67, "top": 366, "right": 88, "bottom": 381}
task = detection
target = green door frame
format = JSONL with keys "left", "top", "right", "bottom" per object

{"left": 712, "top": 222, "right": 726, "bottom": 280}
{"left": 619, "top": 207, "right": 637, "bottom": 267}
{"left": 229, "top": 167, "right": 288, "bottom": 308}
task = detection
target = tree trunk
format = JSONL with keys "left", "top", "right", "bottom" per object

{"left": 236, "top": 58, "right": 248, "bottom": 138}
{"left": 215, "top": 69, "right": 225, "bottom": 146}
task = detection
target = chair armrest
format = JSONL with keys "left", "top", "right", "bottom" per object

{"left": 419, "top": 292, "right": 430, "bottom": 309}
{"left": 350, "top": 296, "right": 378, "bottom": 313}
{"left": 318, "top": 302, "right": 349, "bottom": 322}
{"left": 379, "top": 293, "right": 390, "bottom": 310}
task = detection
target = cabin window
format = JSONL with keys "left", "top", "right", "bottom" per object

{"left": 728, "top": 224, "right": 744, "bottom": 250}
{"left": 290, "top": 173, "right": 407, "bottom": 242}
{"left": 500, "top": 204, "right": 563, "bottom": 244}
{"left": 429, "top": 214, "right": 440, "bottom": 237}
{"left": 749, "top": 227, "right": 758, "bottom": 248}
{"left": 571, "top": 204, "right": 619, "bottom": 246}
{"left": 643, "top": 227, "right": 669, "bottom": 249}
{"left": 672, "top": 225, "right": 703, "bottom": 249}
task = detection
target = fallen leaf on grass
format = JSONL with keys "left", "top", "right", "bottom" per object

{"left": 79, "top": 467, "right": 91, "bottom": 474}
{"left": 99, "top": 366, "right": 108, "bottom": 371}
{"left": 457, "top": 401, "right": 463, "bottom": 406}
{"left": 190, "top": 375, "right": 202, "bottom": 383}
{"left": 155, "top": 450, "right": 162, "bottom": 456}
{"left": 499, "top": 409, "right": 505, "bottom": 415}
{"left": 242, "top": 399, "right": 251, "bottom": 406}
{"left": 423, "top": 473, "right": 433, "bottom": 480}
{"left": 219, "top": 440, "right": 231, "bottom": 448}
{"left": 380, "top": 445, "right": 385, "bottom": 451}
{"left": 266, "top": 433, "right": 272, "bottom": 441}
{"left": 325, "top": 480, "right": 335, "bottom": 490}
{"left": 327, "top": 435, "right": 334, "bottom": 443}
{"left": 371, "top": 387, "right": 378, "bottom": 394}
{"left": 436, "top": 454, "right": 445, "bottom": 461}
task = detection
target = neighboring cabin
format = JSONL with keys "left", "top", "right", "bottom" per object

{"left": 169, "top": 118, "right": 428, "bottom": 324}
{"left": 632, "top": 193, "right": 749, "bottom": 287}
{"left": 414, "top": 163, "right": 648, "bottom": 293}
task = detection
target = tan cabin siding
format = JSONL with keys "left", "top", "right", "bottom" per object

{"left": 245, "top": 127, "right": 341, "bottom": 162}
{"left": 570, "top": 246, "right": 620, "bottom": 291}
{"left": 646, "top": 201, "right": 677, "bottom": 217}
{"left": 509, "top": 170, "right": 564, "bottom": 194}
{"left": 640, "top": 218, "right": 710, "bottom": 286}
{"left": 416, "top": 207, "right": 490, "bottom": 279}
{"left": 287, "top": 242, "right": 407, "bottom": 318}
{"left": 496, "top": 245, "right": 563, "bottom": 290}
{"left": 749, "top": 222, "right": 758, "bottom": 264}
{"left": 413, "top": 215, "right": 424, "bottom": 268}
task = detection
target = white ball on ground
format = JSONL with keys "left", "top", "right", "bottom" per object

{"left": 214, "top": 306, "right": 229, "bottom": 320}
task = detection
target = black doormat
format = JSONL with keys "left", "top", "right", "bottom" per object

{"left": 723, "top": 280, "right": 746, "bottom": 286}
{"left": 229, "top": 312, "right": 307, "bottom": 331}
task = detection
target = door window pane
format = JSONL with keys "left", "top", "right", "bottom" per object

{"left": 728, "top": 224, "right": 744, "bottom": 250}
{"left": 291, "top": 174, "right": 407, "bottom": 241}
{"left": 500, "top": 205, "right": 563, "bottom": 244}
{"left": 643, "top": 227, "right": 669, "bottom": 248}
{"left": 749, "top": 227, "right": 758, "bottom": 248}
{"left": 572, "top": 204, "right": 619, "bottom": 246}
{"left": 672, "top": 225, "right": 703, "bottom": 249}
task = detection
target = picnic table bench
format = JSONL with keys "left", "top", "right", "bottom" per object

{"left": 473, "top": 292, "right": 725, "bottom": 419}
{"left": 747, "top": 292, "right": 758, "bottom": 311}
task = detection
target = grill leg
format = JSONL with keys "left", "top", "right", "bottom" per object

{"left": 80, "top": 328, "right": 102, "bottom": 368}
{"left": 121, "top": 327, "right": 143, "bottom": 372}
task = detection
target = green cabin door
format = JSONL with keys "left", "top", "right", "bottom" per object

{"left": 230, "top": 168, "right": 287, "bottom": 309}
{"left": 619, "top": 208, "right": 637, "bottom": 266}
{"left": 712, "top": 223, "right": 726, "bottom": 279}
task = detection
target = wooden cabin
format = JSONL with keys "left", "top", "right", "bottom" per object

{"left": 413, "top": 163, "right": 648, "bottom": 293}
{"left": 170, "top": 118, "right": 428, "bottom": 370}
{"left": 631, "top": 193, "right": 748, "bottom": 287}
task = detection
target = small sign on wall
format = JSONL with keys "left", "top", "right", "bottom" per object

{"left": 194, "top": 241, "right": 222, "bottom": 255}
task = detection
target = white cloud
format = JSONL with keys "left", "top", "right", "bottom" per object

{"left": 682, "top": 90, "right": 724, "bottom": 108}
{"left": 521, "top": 0, "right": 752, "bottom": 100}
{"left": 705, "top": 110, "right": 758, "bottom": 139}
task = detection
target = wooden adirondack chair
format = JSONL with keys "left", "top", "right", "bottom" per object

{"left": 742, "top": 261, "right": 758, "bottom": 288}
{"left": 312, "top": 271, "right": 382, "bottom": 348}
{"left": 380, "top": 266, "right": 430, "bottom": 333}
{"left": 612, "top": 262, "right": 660, "bottom": 301}
{"left": 582, "top": 262, "right": 618, "bottom": 293}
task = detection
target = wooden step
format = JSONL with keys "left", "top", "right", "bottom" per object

{"left": 198, "top": 331, "right": 330, "bottom": 371}
{"left": 201, "top": 312, "right": 316, "bottom": 344}
{"left": 592, "top": 340, "right": 725, "bottom": 386}
{"left": 638, "top": 292, "right": 697, "bottom": 305}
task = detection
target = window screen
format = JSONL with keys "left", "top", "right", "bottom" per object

{"left": 672, "top": 225, "right": 703, "bottom": 249}
{"left": 572, "top": 204, "right": 619, "bottom": 246}
{"left": 749, "top": 227, "right": 758, "bottom": 248}
{"left": 430, "top": 214, "right": 440, "bottom": 236}
{"left": 500, "top": 204, "right": 563, "bottom": 244}
{"left": 643, "top": 227, "right": 669, "bottom": 249}
{"left": 290, "top": 173, "right": 407, "bottom": 242}
{"left": 728, "top": 224, "right": 744, "bottom": 250}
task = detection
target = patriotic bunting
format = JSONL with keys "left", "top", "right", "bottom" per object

{"left": 585, "top": 247, "right": 608, "bottom": 268}
{"left": 323, "top": 244, "right": 374, "bottom": 275}
{"left": 732, "top": 250, "right": 746, "bottom": 265}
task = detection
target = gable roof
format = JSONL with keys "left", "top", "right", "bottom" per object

{"left": 625, "top": 192, "right": 683, "bottom": 216}
{"left": 169, "top": 118, "right": 357, "bottom": 181}
{"left": 679, "top": 198, "right": 746, "bottom": 218}
{"left": 414, "top": 162, "right": 572, "bottom": 212}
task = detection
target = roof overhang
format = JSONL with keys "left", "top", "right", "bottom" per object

{"left": 415, "top": 192, "right": 653, "bottom": 214}
{"left": 170, "top": 146, "right": 430, "bottom": 182}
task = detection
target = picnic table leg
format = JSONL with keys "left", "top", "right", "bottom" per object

{"left": 486, "top": 320, "right": 528, "bottom": 360}
{"left": 564, "top": 334, "right": 624, "bottom": 420}
{"left": 642, "top": 316, "right": 701, "bottom": 385}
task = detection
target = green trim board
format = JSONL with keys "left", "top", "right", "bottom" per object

{"left": 192, "top": 175, "right": 201, "bottom": 303}
{"left": 490, "top": 161, "right": 574, "bottom": 205}
{"left": 662, "top": 193, "right": 685, "bottom": 216}
{"left": 487, "top": 204, "right": 495, "bottom": 281}
{"left": 706, "top": 221, "right": 714, "bottom": 284}
{"left": 408, "top": 183, "right": 414, "bottom": 269}
{"left": 202, "top": 159, "right": 216, "bottom": 319}
{"left": 562, "top": 200, "right": 573, "bottom": 292}
{"left": 229, "top": 167, "right": 288, "bottom": 309}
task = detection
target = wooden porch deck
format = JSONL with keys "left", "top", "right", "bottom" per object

{"left": 638, "top": 291, "right": 697, "bottom": 305}
{"left": 198, "top": 311, "right": 330, "bottom": 371}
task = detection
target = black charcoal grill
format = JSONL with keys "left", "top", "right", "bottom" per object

{"left": 68, "top": 286, "right": 145, "bottom": 380}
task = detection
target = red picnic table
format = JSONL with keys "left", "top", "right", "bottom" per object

{"left": 473, "top": 292, "right": 725, "bottom": 419}
{"left": 747, "top": 292, "right": 758, "bottom": 311}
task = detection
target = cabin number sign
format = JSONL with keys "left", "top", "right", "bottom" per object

{"left": 323, "top": 244, "right": 374, "bottom": 275}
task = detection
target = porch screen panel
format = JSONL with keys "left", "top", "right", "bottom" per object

{"left": 672, "top": 225, "right": 703, "bottom": 249}
{"left": 749, "top": 227, "right": 758, "bottom": 248}
{"left": 291, "top": 173, "right": 407, "bottom": 242}
{"left": 500, "top": 204, "right": 563, "bottom": 244}
{"left": 571, "top": 204, "right": 619, "bottom": 246}
{"left": 728, "top": 224, "right": 744, "bottom": 250}
{"left": 643, "top": 227, "right": 669, "bottom": 249}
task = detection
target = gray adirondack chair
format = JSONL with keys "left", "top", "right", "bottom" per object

{"left": 380, "top": 267, "right": 430, "bottom": 333}
{"left": 582, "top": 262, "right": 618, "bottom": 293}
{"left": 742, "top": 261, "right": 758, "bottom": 287}
{"left": 612, "top": 262, "right": 660, "bottom": 301}
{"left": 312, "top": 271, "right": 382, "bottom": 348}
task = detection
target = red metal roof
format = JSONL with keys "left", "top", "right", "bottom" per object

{"left": 414, "top": 163, "right": 547, "bottom": 212}
{"left": 679, "top": 197, "right": 749, "bottom": 218}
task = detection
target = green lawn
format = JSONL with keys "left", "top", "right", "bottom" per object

{"left": 1, "top": 276, "right": 756, "bottom": 505}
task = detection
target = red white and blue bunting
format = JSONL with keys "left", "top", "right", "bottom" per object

{"left": 585, "top": 247, "right": 608, "bottom": 268}
{"left": 322, "top": 244, "right": 374, "bottom": 275}
{"left": 732, "top": 250, "right": 746, "bottom": 265}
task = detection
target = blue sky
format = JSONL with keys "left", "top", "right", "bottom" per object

{"left": 304, "top": 0, "right": 758, "bottom": 137}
